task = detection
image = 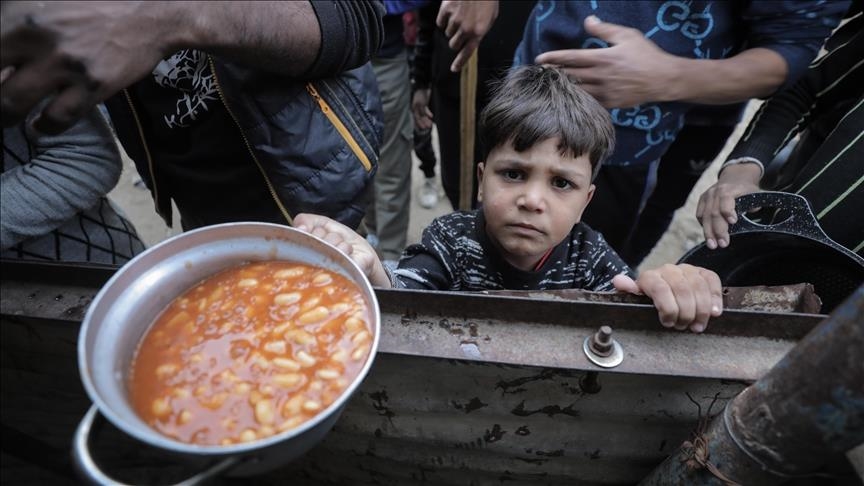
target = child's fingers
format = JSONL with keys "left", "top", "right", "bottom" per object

{"left": 611, "top": 274, "right": 641, "bottom": 295}
{"left": 638, "top": 269, "right": 680, "bottom": 328}
{"left": 684, "top": 268, "right": 712, "bottom": 333}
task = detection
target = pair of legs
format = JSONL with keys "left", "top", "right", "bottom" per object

{"left": 366, "top": 52, "right": 413, "bottom": 261}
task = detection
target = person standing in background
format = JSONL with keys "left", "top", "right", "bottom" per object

{"left": 366, "top": 0, "right": 430, "bottom": 263}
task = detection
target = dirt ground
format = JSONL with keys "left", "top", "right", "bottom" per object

{"left": 108, "top": 102, "right": 759, "bottom": 272}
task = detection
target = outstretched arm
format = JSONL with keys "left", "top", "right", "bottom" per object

{"left": 536, "top": 16, "right": 787, "bottom": 108}
{"left": 1, "top": 108, "right": 121, "bottom": 249}
{"left": 1, "top": 1, "right": 384, "bottom": 132}
{"left": 294, "top": 213, "right": 392, "bottom": 288}
{"left": 613, "top": 264, "right": 723, "bottom": 333}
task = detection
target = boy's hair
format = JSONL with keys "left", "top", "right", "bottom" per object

{"left": 480, "top": 65, "right": 615, "bottom": 180}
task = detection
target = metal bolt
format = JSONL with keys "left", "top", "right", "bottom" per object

{"left": 590, "top": 326, "right": 614, "bottom": 357}
{"left": 580, "top": 371, "right": 602, "bottom": 394}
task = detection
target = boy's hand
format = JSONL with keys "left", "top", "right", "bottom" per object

{"left": 612, "top": 264, "right": 723, "bottom": 333}
{"left": 294, "top": 213, "right": 391, "bottom": 288}
{"left": 696, "top": 163, "right": 762, "bottom": 249}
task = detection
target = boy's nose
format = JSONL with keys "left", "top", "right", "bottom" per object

{"left": 517, "top": 186, "right": 546, "bottom": 212}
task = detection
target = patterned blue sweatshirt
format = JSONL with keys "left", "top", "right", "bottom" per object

{"left": 514, "top": 0, "right": 848, "bottom": 168}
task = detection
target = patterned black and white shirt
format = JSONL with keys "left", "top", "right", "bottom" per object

{"left": 391, "top": 210, "right": 634, "bottom": 291}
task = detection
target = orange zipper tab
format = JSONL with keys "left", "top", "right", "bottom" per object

{"left": 306, "top": 83, "right": 373, "bottom": 172}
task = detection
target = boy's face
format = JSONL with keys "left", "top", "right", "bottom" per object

{"left": 478, "top": 137, "right": 595, "bottom": 271}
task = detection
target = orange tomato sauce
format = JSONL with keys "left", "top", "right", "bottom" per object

{"left": 128, "top": 261, "right": 372, "bottom": 446}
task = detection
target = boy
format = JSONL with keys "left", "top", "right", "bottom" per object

{"left": 296, "top": 65, "right": 722, "bottom": 333}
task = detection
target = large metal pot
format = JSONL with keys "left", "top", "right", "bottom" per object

{"left": 74, "top": 222, "right": 381, "bottom": 483}
{"left": 679, "top": 191, "right": 864, "bottom": 313}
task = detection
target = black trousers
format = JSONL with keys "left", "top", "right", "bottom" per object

{"left": 584, "top": 123, "right": 735, "bottom": 267}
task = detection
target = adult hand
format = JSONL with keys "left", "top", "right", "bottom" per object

{"left": 1, "top": 1, "right": 185, "bottom": 133}
{"left": 436, "top": 0, "right": 498, "bottom": 72}
{"left": 294, "top": 213, "right": 391, "bottom": 288}
{"left": 535, "top": 15, "right": 682, "bottom": 108}
{"left": 613, "top": 264, "right": 722, "bottom": 333}
{"left": 411, "top": 88, "right": 433, "bottom": 131}
{"left": 696, "top": 163, "right": 762, "bottom": 249}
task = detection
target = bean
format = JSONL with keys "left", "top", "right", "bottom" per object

{"left": 155, "top": 363, "right": 179, "bottom": 379}
{"left": 239, "top": 429, "right": 258, "bottom": 442}
{"left": 285, "top": 329, "right": 314, "bottom": 345}
{"left": 331, "top": 349, "right": 348, "bottom": 363}
{"left": 300, "top": 296, "right": 322, "bottom": 312}
{"left": 273, "top": 358, "right": 301, "bottom": 371}
{"left": 221, "top": 438, "right": 234, "bottom": 446}
{"left": 313, "top": 274, "right": 333, "bottom": 286}
{"left": 352, "top": 344, "right": 370, "bottom": 362}
{"left": 345, "top": 316, "right": 364, "bottom": 332}
{"left": 277, "top": 415, "right": 305, "bottom": 432}
{"left": 351, "top": 330, "right": 371, "bottom": 345}
{"left": 274, "top": 267, "right": 305, "bottom": 279}
{"left": 255, "top": 399, "right": 276, "bottom": 425}
{"left": 272, "top": 373, "right": 303, "bottom": 388}
{"left": 234, "top": 382, "right": 252, "bottom": 394}
{"left": 331, "top": 303, "right": 350, "bottom": 314}
{"left": 238, "top": 278, "right": 258, "bottom": 288}
{"left": 299, "top": 306, "right": 329, "bottom": 324}
{"left": 264, "top": 340, "right": 287, "bottom": 355}
{"left": 283, "top": 395, "right": 304, "bottom": 417}
{"left": 151, "top": 397, "right": 171, "bottom": 418}
{"left": 172, "top": 387, "right": 191, "bottom": 399}
{"left": 274, "top": 293, "right": 301, "bottom": 306}
{"left": 259, "top": 425, "right": 275, "bottom": 438}
{"left": 316, "top": 369, "right": 340, "bottom": 381}
{"left": 296, "top": 350, "right": 316, "bottom": 367}
{"left": 179, "top": 409, "right": 193, "bottom": 425}
{"left": 221, "top": 417, "right": 237, "bottom": 431}
{"left": 189, "top": 353, "right": 204, "bottom": 363}
{"left": 303, "top": 400, "right": 322, "bottom": 412}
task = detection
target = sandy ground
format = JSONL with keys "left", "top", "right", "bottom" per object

{"left": 108, "top": 102, "right": 758, "bottom": 272}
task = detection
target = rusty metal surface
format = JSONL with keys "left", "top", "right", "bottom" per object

{"left": 376, "top": 288, "right": 823, "bottom": 382}
{"left": 483, "top": 283, "right": 822, "bottom": 313}
{"left": 640, "top": 285, "right": 864, "bottom": 485}
{"left": 0, "top": 261, "right": 830, "bottom": 484}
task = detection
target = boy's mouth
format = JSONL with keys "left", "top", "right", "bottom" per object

{"left": 509, "top": 222, "right": 544, "bottom": 235}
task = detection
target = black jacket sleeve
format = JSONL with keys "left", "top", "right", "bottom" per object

{"left": 411, "top": 2, "right": 438, "bottom": 89}
{"left": 306, "top": 0, "right": 385, "bottom": 78}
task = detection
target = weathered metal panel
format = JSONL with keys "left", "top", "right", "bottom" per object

{"left": 0, "top": 261, "right": 827, "bottom": 484}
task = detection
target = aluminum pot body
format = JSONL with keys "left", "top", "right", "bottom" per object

{"left": 76, "top": 222, "right": 381, "bottom": 476}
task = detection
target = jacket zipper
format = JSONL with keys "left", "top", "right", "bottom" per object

{"left": 207, "top": 56, "right": 294, "bottom": 225}
{"left": 320, "top": 78, "right": 377, "bottom": 161}
{"left": 122, "top": 89, "right": 166, "bottom": 224}
{"left": 306, "top": 83, "right": 373, "bottom": 172}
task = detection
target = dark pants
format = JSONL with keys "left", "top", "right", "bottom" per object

{"left": 584, "top": 124, "right": 735, "bottom": 266}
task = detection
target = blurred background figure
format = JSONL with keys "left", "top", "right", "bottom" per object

{"left": 1, "top": 105, "right": 145, "bottom": 264}
{"left": 412, "top": 0, "right": 536, "bottom": 210}
{"left": 697, "top": 2, "right": 863, "bottom": 257}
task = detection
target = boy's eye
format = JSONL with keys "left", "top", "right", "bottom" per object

{"left": 502, "top": 169, "right": 524, "bottom": 180}
{"left": 552, "top": 177, "right": 574, "bottom": 189}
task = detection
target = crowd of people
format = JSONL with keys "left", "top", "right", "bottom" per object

{"left": 2, "top": 0, "right": 861, "bottom": 332}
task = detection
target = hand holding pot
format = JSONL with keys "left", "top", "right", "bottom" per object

{"left": 295, "top": 213, "right": 391, "bottom": 288}
{"left": 696, "top": 163, "right": 762, "bottom": 249}
{"left": 613, "top": 264, "right": 723, "bottom": 333}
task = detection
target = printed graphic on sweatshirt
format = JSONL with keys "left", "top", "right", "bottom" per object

{"left": 152, "top": 50, "right": 218, "bottom": 129}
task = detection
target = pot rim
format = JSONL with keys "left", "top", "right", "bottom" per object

{"left": 77, "top": 222, "right": 381, "bottom": 457}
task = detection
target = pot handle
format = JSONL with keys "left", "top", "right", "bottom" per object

{"left": 731, "top": 191, "right": 830, "bottom": 241}
{"left": 73, "top": 404, "right": 240, "bottom": 485}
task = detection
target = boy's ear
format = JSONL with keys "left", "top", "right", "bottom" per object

{"left": 575, "top": 183, "right": 596, "bottom": 221}
{"left": 476, "top": 162, "right": 485, "bottom": 202}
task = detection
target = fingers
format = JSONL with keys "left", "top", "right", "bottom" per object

{"left": 33, "top": 81, "right": 99, "bottom": 134}
{"left": 582, "top": 15, "right": 641, "bottom": 45}
{"left": 1, "top": 59, "right": 70, "bottom": 128}
{"left": 638, "top": 267, "right": 682, "bottom": 329}
{"left": 611, "top": 274, "right": 641, "bottom": 295}
{"left": 450, "top": 39, "right": 479, "bottom": 72}
{"left": 641, "top": 264, "right": 723, "bottom": 333}
{"left": 535, "top": 50, "right": 600, "bottom": 69}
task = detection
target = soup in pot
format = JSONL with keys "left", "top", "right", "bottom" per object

{"left": 128, "top": 261, "right": 373, "bottom": 446}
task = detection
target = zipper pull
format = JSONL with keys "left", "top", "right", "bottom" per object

{"left": 306, "top": 83, "right": 329, "bottom": 113}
